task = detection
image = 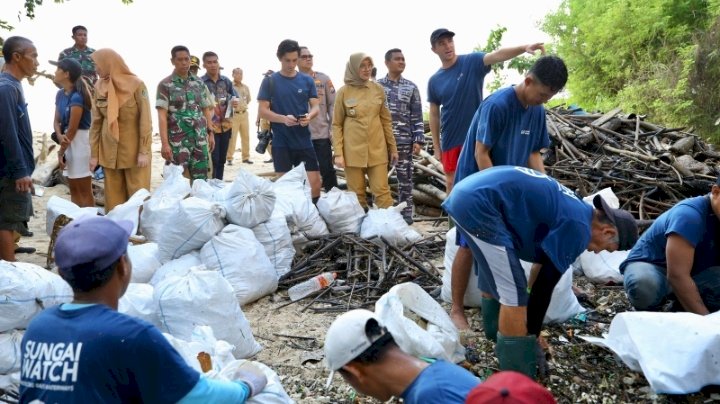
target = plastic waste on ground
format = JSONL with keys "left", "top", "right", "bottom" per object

{"left": 287, "top": 272, "right": 336, "bottom": 301}
{"left": 581, "top": 311, "right": 720, "bottom": 394}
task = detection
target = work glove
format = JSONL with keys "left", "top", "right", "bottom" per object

{"left": 233, "top": 361, "right": 268, "bottom": 397}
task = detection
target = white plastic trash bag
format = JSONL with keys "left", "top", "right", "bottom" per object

{"left": 521, "top": 261, "right": 585, "bottom": 324}
{"left": 0, "top": 330, "right": 23, "bottom": 375}
{"left": 128, "top": 242, "right": 162, "bottom": 283}
{"left": 140, "top": 194, "right": 183, "bottom": 243}
{"left": 157, "top": 197, "right": 226, "bottom": 263}
{"left": 581, "top": 311, "right": 720, "bottom": 394}
{"left": 106, "top": 188, "right": 151, "bottom": 235}
{"left": 222, "top": 170, "right": 276, "bottom": 228}
{"left": 150, "top": 252, "right": 202, "bottom": 287}
{"left": 200, "top": 225, "right": 278, "bottom": 305}
{"left": 118, "top": 283, "right": 157, "bottom": 326}
{"left": 45, "top": 196, "right": 98, "bottom": 236}
{"left": 577, "top": 250, "right": 629, "bottom": 285}
{"left": 440, "top": 228, "right": 482, "bottom": 307}
{"left": 317, "top": 187, "right": 365, "bottom": 234}
{"left": 0, "top": 261, "right": 73, "bottom": 332}
{"left": 375, "top": 282, "right": 465, "bottom": 363}
{"left": 153, "top": 164, "right": 191, "bottom": 199}
{"left": 360, "top": 202, "right": 422, "bottom": 247}
{"left": 154, "top": 267, "right": 262, "bottom": 358}
{"left": 191, "top": 179, "right": 227, "bottom": 202}
{"left": 273, "top": 164, "right": 328, "bottom": 238}
{"left": 211, "top": 360, "right": 294, "bottom": 404}
{"left": 251, "top": 212, "right": 294, "bottom": 278}
{"left": 163, "top": 326, "right": 236, "bottom": 373}
{"left": 583, "top": 187, "right": 620, "bottom": 209}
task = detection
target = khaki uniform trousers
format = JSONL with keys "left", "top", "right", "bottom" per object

{"left": 104, "top": 165, "right": 151, "bottom": 212}
{"left": 229, "top": 111, "right": 250, "bottom": 161}
{"left": 345, "top": 164, "right": 393, "bottom": 209}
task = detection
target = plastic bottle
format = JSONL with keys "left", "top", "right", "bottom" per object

{"left": 288, "top": 272, "right": 336, "bottom": 301}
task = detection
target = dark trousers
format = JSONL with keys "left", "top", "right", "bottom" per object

{"left": 211, "top": 130, "right": 231, "bottom": 180}
{"left": 312, "top": 138, "right": 338, "bottom": 192}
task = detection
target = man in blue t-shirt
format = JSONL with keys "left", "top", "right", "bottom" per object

{"left": 258, "top": 39, "right": 322, "bottom": 202}
{"left": 324, "top": 310, "right": 479, "bottom": 403}
{"left": 427, "top": 28, "right": 545, "bottom": 192}
{"left": 19, "top": 216, "right": 267, "bottom": 403}
{"left": 449, "top": 56, "right": 568, "bottom": 332}
{"left": 621, "top": 177, "right": 720, "bottom": 314}
{"left": 443, "top": 166, "right": 638, "bottom": 378}
{"left": 0, "top": 36, "right": 37, "bottom": 262}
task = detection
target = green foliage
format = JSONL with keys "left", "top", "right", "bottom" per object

{"left": 2, "top": 0, "right": 133, "bottom": 31}
{"left": 476, "top": 26, "right": 539, "bottom": 93}
{"left": 542, "top": 0, "right": 720, "bottom": 142}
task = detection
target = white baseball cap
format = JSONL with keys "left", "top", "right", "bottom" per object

{"left": 324, "top": 309, "right": 388, "bottom": 388}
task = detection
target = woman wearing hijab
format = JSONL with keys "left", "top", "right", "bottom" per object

{"left": 53, "top": 58, "right": 94, "bottom": 207}
{"left": 332, "top": 53, "right": 398, "bottom": 210}
{"left": 89, "top": 48, "right": 152, "bottom": 212}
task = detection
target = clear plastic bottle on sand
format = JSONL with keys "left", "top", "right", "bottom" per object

{"left": 288, "top": 272, "right": 336, "bottom": 301}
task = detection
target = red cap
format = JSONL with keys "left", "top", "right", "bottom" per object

{"left": 465, "top": 371, "right": 556, "bottom": 404}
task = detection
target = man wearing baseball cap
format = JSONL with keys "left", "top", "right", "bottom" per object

{"left": 443, "top": 166, "right": 638, "bottom": 378}
{"left": 427, "top": 28, "right": 544, "bottom": 194}
{"left": 621, "top": 176, "right": 720, "bottom": 315}
{"left": 324, "top": 309, "right": 479, "bottom": 403}
{"left": 19, "top": 216, "right": 267, "bottom": 403}
{"left": 465, "top": 371, "right": 556, "bottom": 403}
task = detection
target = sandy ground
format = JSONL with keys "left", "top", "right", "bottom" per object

{"left": 16, "top": 131, "right": 445, "bottom": 403}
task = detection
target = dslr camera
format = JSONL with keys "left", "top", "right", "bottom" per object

{"left": 255, "top": 128, "right": 273, "bottom": 154}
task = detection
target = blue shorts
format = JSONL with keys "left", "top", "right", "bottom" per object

{"left": 455, "top": 223, "right": 529, "bottom": 307}
{"left": 272, "top": 147, "right": 319, "bottom": 173}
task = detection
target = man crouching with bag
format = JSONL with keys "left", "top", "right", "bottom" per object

{"left": 19, "top": 216, "right": 267, "bottom": 403}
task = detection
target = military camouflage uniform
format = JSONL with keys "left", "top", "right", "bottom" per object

{"left": 58, "top": 46, "right": 97, "bottom": 84}
{"left": 156, "top": 73, "right": 213, "bottom": 180}
{"left": 377, "top": 75, "right": 424, "bottom": 221}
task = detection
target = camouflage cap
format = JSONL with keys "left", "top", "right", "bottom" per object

{"left": 190, "top": 55, "right": 200, "bottom": 68}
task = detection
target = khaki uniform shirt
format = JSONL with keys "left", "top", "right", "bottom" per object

{"left": 332, "top": 82, "right": 397, "bottom": 168}
{"left": 232, "top": 82, "right": 251, "bottom": 114}
{"left": 90, "top": 83, "right": 152, "bottom": 169}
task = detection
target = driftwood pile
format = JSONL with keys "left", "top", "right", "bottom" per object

{"left": 545, "top": 107, "right": 719, "bottom": 220}
{"left": 277, "top": 232, "right": 446, "bottom": 311}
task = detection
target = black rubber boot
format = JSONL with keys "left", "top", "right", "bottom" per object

{"left": 481, "top": 297, "right": 500, "bottom": 342}
{"left": 496, "top": 333, "right": 538, "bottom": 379}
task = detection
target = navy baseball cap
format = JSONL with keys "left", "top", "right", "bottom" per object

{"left": 49, "top": 58, "right": 82, "bottom": 80}
{"left": 55, "top": 216, "right": 132, "bottom": 273}
{"left": 592, "top": 194, "right": 639, "bottom": 251}
{"left": 430, "top": 28, "right": 455, "bottom": 46}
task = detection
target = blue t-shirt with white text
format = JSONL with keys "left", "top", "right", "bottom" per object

{"left": 257, "top": 72, "right": 318, "bottom": 149}
{"left": 427, "top": 52, "right": 491, "bottom": 151}
{"left": 443, "top": 166, "right": 593, "bottom": 273}
{"left": 454, "top": 86, "right": 550, "bottom": 185}
{"left": 19, "top": 304, "right": 199, "bottom": 404}
{"left": 620, "top": 195, "right": 720, "bottom": 274}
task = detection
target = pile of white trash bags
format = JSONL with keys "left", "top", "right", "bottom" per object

{"left": 0, "top": 261, "right": 73, "bottom": 390}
